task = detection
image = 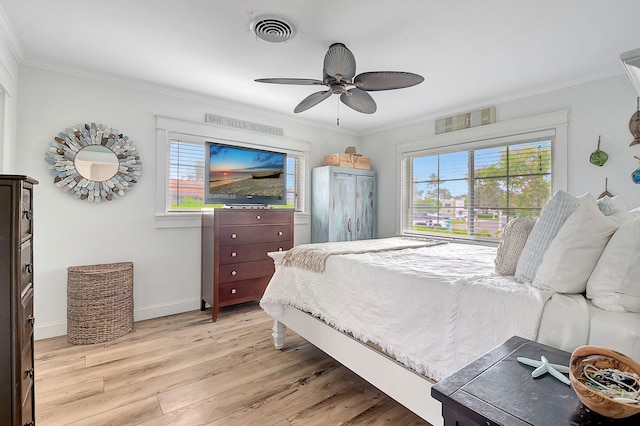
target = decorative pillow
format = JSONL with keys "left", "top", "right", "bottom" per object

{"left": 494, "top": 216, "right": 536, "bottom": 275}
{"left": 514, "top": 190, "right": 585, "bottom": 283}
{"left": 596, "top": 195, "right": 635, "bottom": 225}
{"left": 587, "top": 216, "right": 640, "bottom": 312}
{"left": 533, "top": 197, "right": 618, "bottom": 293}
{"left": 596, "top": 195, "right": 625, "bottom": 216}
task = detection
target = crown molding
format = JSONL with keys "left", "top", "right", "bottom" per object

{"left": 0, "top": 5, "right": 24, "bottom": 64}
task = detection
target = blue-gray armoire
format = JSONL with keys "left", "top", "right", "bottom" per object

{"left": 311, "top": 166, "right": 376, "bottom": 243}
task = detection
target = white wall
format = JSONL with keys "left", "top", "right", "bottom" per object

{"left": 15, "top": 64, "right": 640, "bottom": 340}
{"left": 14, "top": 66, "right": 359, "bottom": 339}
{"left": 365, "top": 74, "right": 640, "bottom": 238}
{"left": 0, "top": 11, "right": 19, "bottom": 173}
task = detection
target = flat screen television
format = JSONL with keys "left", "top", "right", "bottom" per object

{"left": 204, "top": 141, "right": 287, "bottom": 206}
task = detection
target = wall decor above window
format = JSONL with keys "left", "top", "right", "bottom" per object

{"left": 44, "top": 123, "right": 142, "bottom": 202}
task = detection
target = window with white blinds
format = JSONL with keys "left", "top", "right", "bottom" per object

{"left": 167, "top": 138, "right": 304, "bottom": 212}
{"left": 402, "top": 130, "right": 554, "bottom": 240}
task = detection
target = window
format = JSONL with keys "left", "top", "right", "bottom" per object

{"left": 402, "top": 131, "right": 553, "bottom": 240}
{"left": 166, "top": 138, "right": 305, "bottom": 212}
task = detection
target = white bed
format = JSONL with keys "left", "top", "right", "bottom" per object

{"left": 259, "top": 237, "right": 640, "bottom": 425}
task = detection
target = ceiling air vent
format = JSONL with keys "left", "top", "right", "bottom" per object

{"left": 250, "top": 15, "right": 297, "bottom": 43}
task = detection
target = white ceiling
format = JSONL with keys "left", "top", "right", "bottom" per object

{"left": 2, "top": 0, "right": 640, "bottom": 135}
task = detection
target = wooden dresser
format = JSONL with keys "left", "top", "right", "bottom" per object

{"left": 0, "top": 175, "right": 37, "bottom": 426}
{"left": 201, "top": 208, "right": 294, "bottom": 321}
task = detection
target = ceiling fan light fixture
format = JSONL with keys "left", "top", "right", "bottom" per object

{"left": 250, "top": 15, "right": 297, "bottom": 43}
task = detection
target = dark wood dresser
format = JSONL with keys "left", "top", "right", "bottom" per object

{"left": 201, "top": 208, "right": 294, "bottom": 321}
{"left": 0, "top": 175, "right": 37, "bottom": 426}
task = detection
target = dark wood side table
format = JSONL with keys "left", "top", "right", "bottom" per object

{"left": 431, "top": 336, "right": 640, "bottom": 425}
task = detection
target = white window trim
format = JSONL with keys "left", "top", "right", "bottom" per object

{"left": 155, "top": 115, "right": 311, "bottom": 228}
{"left": 394, "top": 109, "right": 568, "bottom": 235}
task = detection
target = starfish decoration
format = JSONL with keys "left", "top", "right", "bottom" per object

{"left": 517, "top": 356, "right": 571, "bottom": 385}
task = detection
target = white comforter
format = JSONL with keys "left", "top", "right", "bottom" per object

{"left": 260, "top": 238, "right": 555, "bottom": 382}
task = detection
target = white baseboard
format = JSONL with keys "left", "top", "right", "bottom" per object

{"left": 34, "top": 320, "right": 67, "bottom": 340}
{"left": 34, "top": 298, "right": 202, "bottom": 341}
{"left": 133, "top": 298, "right": 201, "bottom": 321}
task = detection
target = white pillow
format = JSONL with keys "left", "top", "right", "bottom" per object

{"left": 514, "top": 190, "right": 584, "bottom": 283}
{"left": 533, "top": 197, "right": 618, "bottom": 293}
{"left": 587, "top": 216, "right": 640, "bottom": 312}
{"left": 494, "top": 216, "right": 536, "bottom": 276}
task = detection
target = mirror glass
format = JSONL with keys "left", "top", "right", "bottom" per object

{"left": 74, "top": 145, "right": 120, "bottom": 181}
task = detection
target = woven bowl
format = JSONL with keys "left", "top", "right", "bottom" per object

{"left": 569, "top": 345, "right": 640, "bottom": 419}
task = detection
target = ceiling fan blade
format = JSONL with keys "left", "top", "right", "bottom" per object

{"left": 354, "top": 71, "right": 424, "bottom": 91}
{"left": 294, "top": 90, "right": 333, "bottom": 113}
{"left": 340, "top": 88, "right": 376, "bottom": 114}
{"left": 255, "top": 78, "right": 324, "bottom": 85}
{"left": 323, "top": 43, "right": 356, "bottom": 82}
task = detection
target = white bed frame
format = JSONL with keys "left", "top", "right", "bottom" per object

{"left": 270, "top": 305, "right": 444, "bottom": 426}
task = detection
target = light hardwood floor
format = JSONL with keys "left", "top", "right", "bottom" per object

{"left": 35, "top": 302, "right": 431, "bottom": 425}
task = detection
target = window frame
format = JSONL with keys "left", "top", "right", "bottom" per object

{"left": 155, "top": 116, "right": 310, "bottom": 228}
{"left": 395, "top": 110, "right": 568, "bottom": 239}
{"left": 402, "top": 132, "right": 554, "bottom": 240}
{"left": 165, "top": 137, "right": 305, "bottom": 213}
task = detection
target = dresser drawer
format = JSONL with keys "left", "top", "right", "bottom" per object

{"left": 216, "top": 209, "right": 292, "bottom": 226}
{"left": 21, "top": 286, "right": 34, "bottom": 346}
{"left": 22, "top": 384, "right": 34, "bottom": 426}
{"left": 22, "top": 383, "right": 35, "bottom": 426}
{"left": 219, "top": 259, "right": 275, "bottom": 283}
{"left": 21, "top": 187, "right": 33, "bottom": 240}
{"left": 20, "top": 342, "right": 34, "bottom": 408}
{"left": 218, "top": 224, "right": 292, "bottom": 246}
{"left": 218, "top": 276, "right": 271, "bottom": 305}
{"left": 20, "top": 240, "right": 33, "bottom": 295}
{"left": 218, "top": 242, "right": 289, "bottom": 265}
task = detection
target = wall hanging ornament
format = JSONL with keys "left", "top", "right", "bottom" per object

{"left": 632, "top": 156, "right": 640, "bottom": 184}
{"left": 630, "top": 97, "right": 640, "bottom": 146}
{"left": 44, "top": 123, "right": 142, "bottom": 202}
{"left": 589, "top": 135, "right": 608, "bottom": 167}
{"left": 598, "top": 178, "right": 613, "bottom": 199}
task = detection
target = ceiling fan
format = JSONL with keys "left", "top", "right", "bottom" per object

{"left": 255, "top": 42, "right": 424, "bottom": 115}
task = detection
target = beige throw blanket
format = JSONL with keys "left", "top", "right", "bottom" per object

{"left": 281, "top": 237, "right": 447, "bottom": 272}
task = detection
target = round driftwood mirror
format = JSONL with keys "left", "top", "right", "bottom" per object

{"left": 44, "top": 123, "right": 142, "bottom": 202}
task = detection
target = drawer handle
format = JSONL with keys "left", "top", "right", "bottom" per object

{"left": 27, "top": 316, "right": 35, "bottom": 327}
{"left": 25, "top": 263, "right": 33, "bottom": 273}
{"left": 231, "top": 233, "right": 237, "bottom": 239}
{"left": 24, "top": 368, "right": 34, "bottom": 379}
{"left": 256, "top": 215, "right": 261, "bottom": 220}
{"left": 278, "top": 231, "right": 283, "bottom": 236}
{"left": 22, "top": 210, "right": 32, "bottom": 220}
{"left": 231, "top": 271, "right": 237, "bottom": 276}
{"left": 231, "top": 288, "right": 237, "bottom": 294}
{"left": 231, "top": 252, "right": 237, "bottom": 257}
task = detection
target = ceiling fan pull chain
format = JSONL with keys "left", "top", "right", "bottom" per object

{"left": 337, "top": 100, "right": 340, "bottom": 126}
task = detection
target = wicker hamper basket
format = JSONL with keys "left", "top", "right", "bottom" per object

{"left": 67, "top": 262, "right": 134, "bottom": 345}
